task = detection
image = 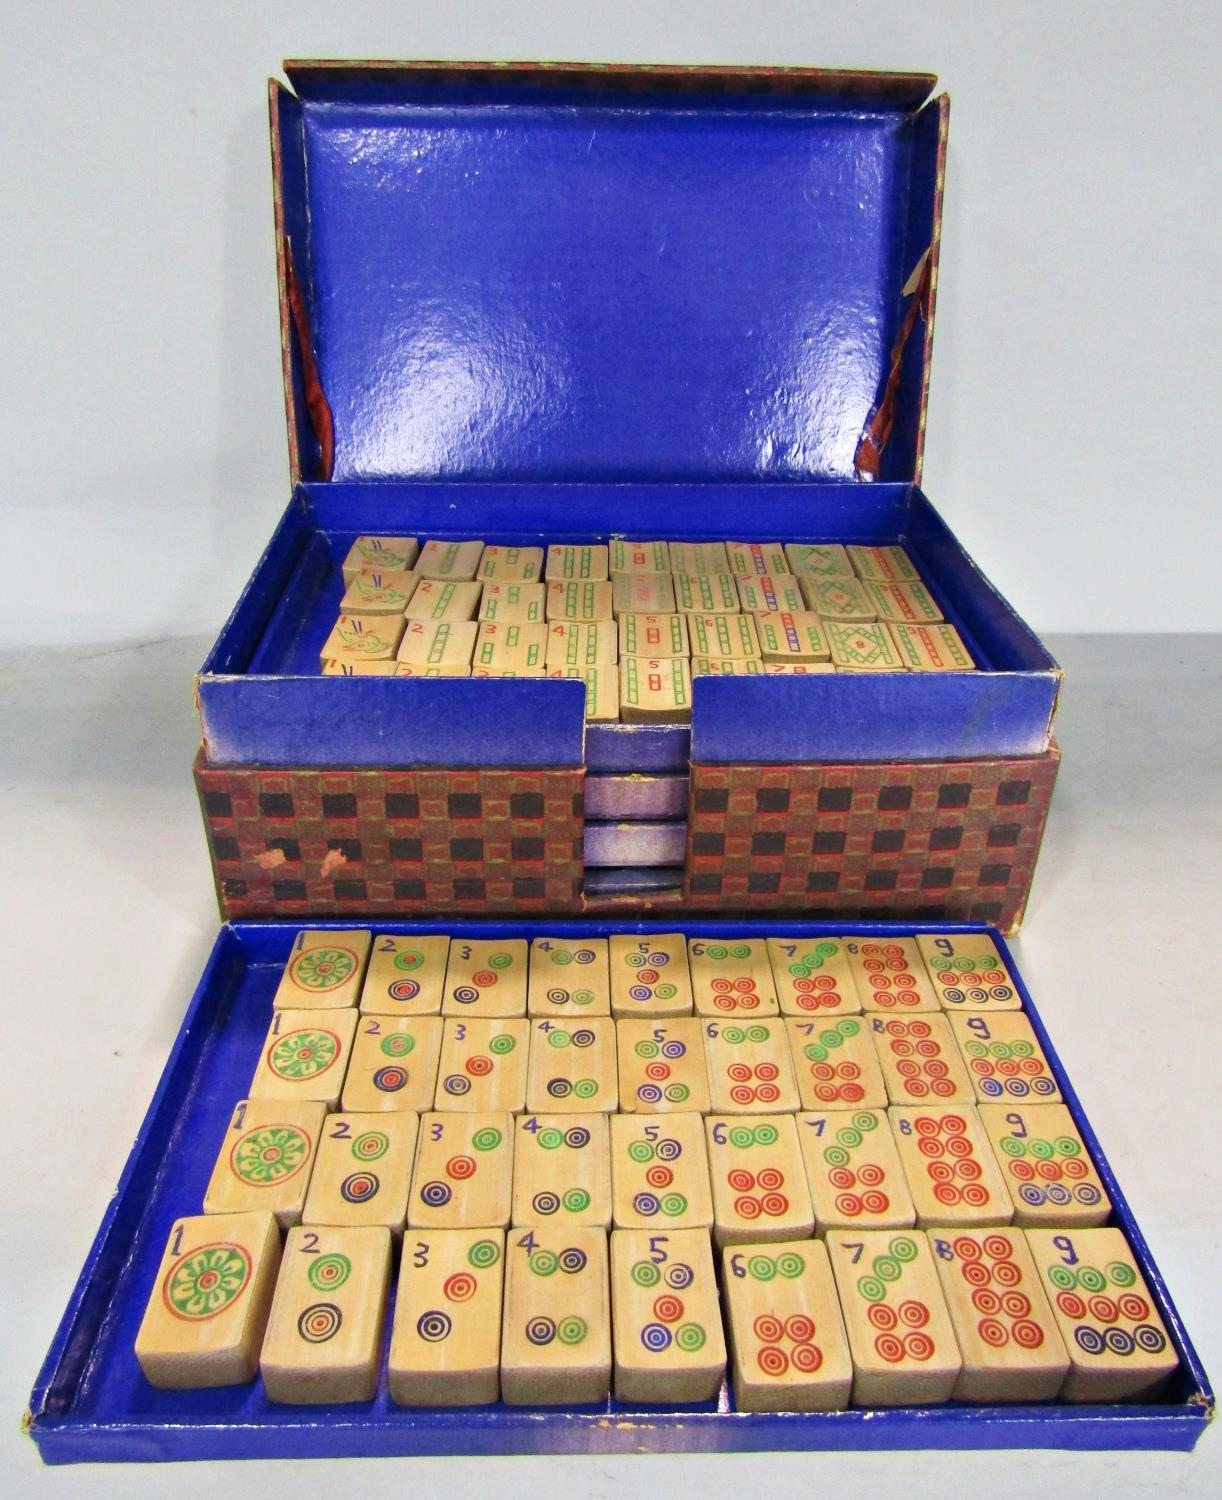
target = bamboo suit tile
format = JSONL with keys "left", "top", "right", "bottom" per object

{"left": 395, "top": 618, "right": 478, "bottom": 669}
{"left": 609, "top": 539, "right": 670, "bottom": 574}
{"left": 435, "top": 1018, "right": 529, "bottom": 1112}
{"left": 442, "top": 937, "right": 528, "bottom": 1017}
{"left": 618, "top": 612, "right": 688, "bottom": 658}
{"left": 668, "top": 539, "right": 729, "bottom": 574}
{"left": 360, "top": 934, "right": 450, "bottom": 1016}
{"left": 545, "top": 544, "right": 609, "bottom": 581}
{"left": 545, "top": 620, "right": 618, "bottom": 668}
{"left": 914, "top": 932, "right": 1022, "bottom": 1013}
{"left": 766, "top": 936, "right": 863, "bottom": 1016}
{"left": 619, "top": 657, "right": 693, "bottom": 722}
{"left": 706, "top": 1114, "right": 814, "bottom": 1247}
{"left": 845, "top": 544, "right": 919, "bottom": 583}
{"left": 501, "top": 1225, "right": 611, "bottom": 1404}
{"left": 320, "top": 614, "right": 405, "bottom": 665}
{"left": 726, "top": 541, "right": 789, "bottom": 576}
{"left": 609, "top": 933, "right": 694, "bottom": 1018}
{"left": 546, "top": 579, "right": 613, "bottom": 622}
{"left": 610, "top": 1112, "right": 714, "bottom": 1231}
{"left": 753, "top": 608, "right": 832, "bottom": 659}
{"left": 342, "top": 535, "right": 419, "bottom": 582}
{"left": 403, "top": 579, "right": 483, "bottom": 623}
{"left": 273, "top": 930, "right": 371, "bottom": 1011}
{"left": 690, "top": 657, "right": 765, "bottom": 676}
{"left": 612, "top": 575, "right": 677, "bottom": 614}
{"left": 890, "top": 622, "right": 976, "bottom": 672}
{"left": 796, "top": 1108, "right": 916, "bottom": 1234}
{"left": 477, "top": 545, "right": 543, "bottom": 582}
{"left": 686, "top": 613, "right": 759, "bottom": 660}
{"left": 610, "top": 1227, "right": 726, "bottom": 1403}
{"left": 341, "top": 1015, "right": 442, "bottom": 1112}
{"left": 546, "top": 665, "right": 619, "bottom": 721}
{"left": 477, "top": 581, "right": 546, "bottom": 622}
{"left": 473, "top": 621, "right": 547, "bottom": 671}
{"left": 408, "top": 1112, "right": 514, "bottom": 1228}
{"left": 249, "top": 1008, "right": 358, "bottom": 1107}
{"left": 525, "top": 1017, "right": 618, "bottom": 1113}
{"left": 889, "top": 1105, "right": 1013, "bottom": 1229}
{"left": 203, "top": 1098, "right": 326, "bottom": 1228}
{"left": 302, "top": 1110, "right": 419, "bottom": 1233}
{"left": 512, "top": 1112, "right": 612, "bottom": 1229}
{"left": 528, "top": 935, "right": 611, "bottom": 1015}
{"left": 978, "top": 1104, "right": 1111, "bottom": 1228}
{"left": 863, "top": 580, "right": 943, "bottom": 626}
{"left": 674, "top": 572, "right": 742, "bottom": 613}
{"left": 616, "top": 1017, "right": 711, "bottom": 1113}
{"left": 736, "top": 573, "right": 805, "bottom": 614}
{"left": 418, "top": 538, "right": 484, "bottom": 581}
{"left": 784, "top": 1015, "right": 888, "bottom": 1111}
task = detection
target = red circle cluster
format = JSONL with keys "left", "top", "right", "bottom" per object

{"left": 809, "top": 1057, "right": 865, "bottom": 1104}
{"left": 793, "top": 974, "right": 844, "bottom": 1010}
{"left": 711, "top": 976, "right": 760, "bottom": 1011}
{"left": 729, "top": 1168, "right": 789, "bottom": 1220}
{"left": 827, "top": 1158, "right": 891, "bottom": 1218}
{"left": 868, "top": 1299, "right": 934, "bottom": 1362}
{"left": 912, "top": 1114, "right": 992, "bottom": 1207}
{"left": 726, "top": 1060, "right": 782, "bottom": 1105}
{"left": 955, "top": 1233, "right": 1046, "bottom": 1350}
{"left": 753, "top": 1312, "right": 823, "bottom": 1377}
{"left": 884, "top": 1018, "right": 959, "bottom": 1099}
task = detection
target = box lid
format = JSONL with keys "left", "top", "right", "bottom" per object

{"left": 271, "top": 61, "right": 947, "bottom": 489}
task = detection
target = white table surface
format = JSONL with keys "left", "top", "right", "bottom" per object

{"left": 3, "top": 633, "right": 1219, "bottom": 1497}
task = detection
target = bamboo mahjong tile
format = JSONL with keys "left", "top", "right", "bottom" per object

{"left": 321, "top": 659, "right": 397, "bottom": 676}
{"left": 476, "top": 545, "right": 543, "bottom": 582}
{"left": 134, "top": 1211, "right": 281, "bottom": 1389}
{"left": 512, "top": 1112, "right": 611, "bottom": 1229}
{"left": 403, "top": 579, "right": 483, "bottom": 622}
{"left": 339, "top": 568, "right": 420, "bottom": 615}
{"left": 202, "top": 1099, "right": 327, "bottom": 1228}
{"left": 545, "top": 619, "right": 618, "bottom": 667}
{"left": 249, "top": 1008, "right": 358, "bottom": 1107}
{"left": 340, "top": 1015, "right": 442, "bottom": 1112}
{"left": 618, "top": 612, "right": 688, "bottom": 658}
{"left": 610, "top": 1112, "right": 714, "bottom": 1230}
{"left": 688, "top": 936, "right": 779, "bottom": 1018}
{"left": 273, "top": 929, "right": 372, "bottom": 1010}
{"left": 845, "top": 544, "right": 919, "bottom": 583}
{"left": 608, "top": 933, "right": 694, "bottom": 1017}
{"left": 863, "top": 580, "right": 943, "bottom": 627}
{"left": 260, "top": 1225, "right": 391, "bottom": 1404}
{"left": 528, "top": 936, "right": 610, "bottom": 1015}
{"left": 616, "top": 1018, "right": 712, "bottom": 1113}
{"left": 784, "top": 1015, "right": 888, "bottom": 1111}
{"left": 394, "top": 663, "right": 471, "bottom": 677}
{"left": 320, "top": 614, "right": 404, "bottom": 664}
{"left": 546, "top": 579, "right": 613, "bottom": 622}
{"left": 890, "top": 622, "right": 976, "bottom": 672}
{"left": 612, "top": 573, "right": 677, "bottom": 614}
{"left": 673, "top": 572, "right": 741, "bottom": 613}
{"left": 477, "top": 581, "right": 546, "bottom": 622}
{"left": 690, "top": 657, "right": 765, "bottom": 676}
{"left": 762, "top": 662, "right": 836, "bottom": 674}
{"left": 341, "top": 535, "right": 419, "bottom": 582}
{"left": 417, "top": 539, "right": 484, "bottom": 581}
{"left": 929, "top": 1226, "right": 1069, "bottom": 1403}
{"left": 442, "top": 937, "right": 528, "bottom": 1017}
{"left": 387, "top": 1227, "right": 506, "bottom": 1405}
{"left": 868, "top": 1013, "right": 975, "bottom": 1106}
{"left": 722, "top": 1238, "right": 853, "bottom": 1410}
{"left": 686, "top": 613, "right": 760, "bottom": 660}
{"left": 843, "top": 936, "right": 940, "bottom": 1013}
{"left": 914, "top": 932, "right": 1022, "bottom": 1012}
{"left": 395, "top": 618, "right": 478, "bottom": 669}
{"left": 360, "top": 934, "right": 450, "bottom": 1016}
{"left": 889, "top": 1105, "right": 1013, "bottom": 1228}
{"left": 736, "top": 573, "right": 805, "bottom": 614}
{"left": 546, "top": 666, "right": 619, "bottom": 721}
{"left": 726, "top": 540, "right": 788, "bottom": 576}
{"left": 435, "top": 1019, "right": 528, "bottom": 1112}
{"left": 545, "top": 544, "right": 609, "bottom": 582}
{"left": 668, "top": 539, "right": 729, "bottom": 575}
{"left": 798, "top": 575, "right": 876, "bottom": 622}
{"left": 706, "top": 1115, "right": 814, "bottom": 1247}
{"left": 784, "top": 542, "right": 854, "bottom": 579}
{"left": 704, "top": 1018, "right": 799, "bottom": 1114}
{"left": 754, "top": 611, "right": 830, "bottom": 663}
{"left": 619, "top": 657, "right": 693, "bottom": 723}
{"left": 301, "top": 1110, "right": 419, "bottom": 1233}
{"left": 827, "top": 621, "right": 905, "bottom": 671}
{"left": 470, "top": 666, "right": 544, "bottom": 679}
{"left": 978, "top": 1104, "right": 1111, "bottom": 1227}
{"left": 525, "top": 1017, "right": 618, "bottom": 1113}
{"left": 796, "top": 1109, "right": 915, "bottom": 1233}
{"left": 766, "top": 936, "right": 862, "bottom": 1016}
{"left": 501, "top": 1225, "right": 611, "bottom": 1404}
{"left": 947, "top": 1012, "right": 1062, "bottom": 1104}
{"left": 610, "top": 1227, "right": 726, "bottom": 1403}
{"left": 1026, "top": 1228, "right": 1178, "bottom": 1401}
{"left": 610, "top": 539, "right": 670, "bottom": 574}
{"left": 408, "top": 1112, "right": 513, "bottom": 1228}
{"left": 826, "top": 1227, "right": 961, "bottom": 1404}
{"left": 473, "top": 621, "right": 546, "bottom": 671}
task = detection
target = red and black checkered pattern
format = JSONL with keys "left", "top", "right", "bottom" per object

{"left": 683, "top": 745, "right": 1059, "bottom": 933}
{"left": 195, "top": 752, "right": 584, "bottom": 918}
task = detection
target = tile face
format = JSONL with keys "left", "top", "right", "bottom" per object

{"left": 341, "top": 1015, "right": 442, "bottom": 1113}
{"left": 890, "top": 622, "right": 976, "bottom": 671}
{"left": 339, "top": 568, "right": 420, "bottom": 615}
{"left": 826, "top": 1228, "right": 961, "bottom": 1404}
{"left": 798, "top": 575, "right": 876, "bottom": 621}
{"left": 612, "top": 575, "right": 677, "bottom": 614}
{"left": 619, "top": 657, "right": 693, "bottom": 723}
{"left": 135, "top": 1211, "right": 282, "bottom": 1389}
{"left": 512, "top": 1112, "right": 612, "bottom": 1229}
{"left": 321, "top": 659, "right": 397, "bottom": 676}
{"left": 689, "top": 936, "right": 780, "bottom": 1018}
{"left": 947, "top": 1013, "right": 1063, "bottom": 1104}
{"left": 609, "top": 933, "right": 694, "bottom": 1018}
{"left": 320, "top": 614, "right": 405, "bottom": 664}
{"left": 767, "top": 936, "right": 863, "bottom": 1016}
{"left": 528, "top": 936, "right": 611, "bottom": 1015}
{"left": 978, "top": 1104, "right": 1111, "bottom": 1228}
{"left": 754, "top": 612, "right": 830, "bottom": 663}
{"left": 686, "top": 613, "right": 760, "bottom": 660}
{"left": 863, "top": 580, "right": 943, "bottom": 626}
{"left": 403, "top": 579, "right": 483, "bottom": 623}
{"left": 723, "top": 1238, "right": 853, "bottom": 1411}
{"left": 525, "top": 1017, "right": 619, "bottom": 1113}
{"left": 915, "top": 933, "right": 1022, "bottom": 1012}
{"left": 546, "top": 665, "right": 619, "bottom": 721}
{"left": 408, "top": 1112, "right": 514, "bottom": 1228}
{"left": 501, "top": 1225, "right": 611, "bottom": 1404}
{"left": 844, "top": 937, "right": 940, "bottom": 1013}
{"left": 706, "top": 1114, "right": 814, "bottom": 1247}
{"left": 703, "top": 1018, "right": 799, "bottom": 1114}
{"left": 388, "top": 1227, "right": 506, "bottom": 1405}
{"left": 784, "top": 1015, "right": 888, "bottom": 1111}
{"left": 763, "top": 662, "right": 836, "bottom": 674}
{"left": 301, "top": 1110, "right": 419, "bottom": 1233}
{"left": 477, "top": 545, "right": 543, "bottom": 582}
{"left": 342, "top": 535, "right": 419, "bottom": 582}
{"left": 203, "top": 1099, "right": 326, "bottom": 1228}
{"left": 545, "top": 544, "right": 609, "bottom": 582}
{"left": 473, "top": 621, "right": 547, "bottom": 670}
{"left": 726, "top": 540, "right": 789, "bottom": 576}
{"left": 360, "top": 934, "right": 450, "bottom": 1016}
{"left": 393, "top": 663, "right": 471, "bottom": 678}
{"left": 417, "top": 539, "right": 484, "bottom": 581}
{"left": 736, "top": 573, "right": 805, "bottom": 614}
{"left": 690, "top": 657, "right": 765, "bottom": 676}
{"left": 785, "top": 542, "right": 854, "bottom": 579}
{"left": 610, "top": 1112, "right": 714, "bottom": 1231}
{"left": 249, "top": 1008, "right": 358, "bottom": 1107}
{"left": 546, "top": 579, "right": 614, "bottom": 621}
{"left": 442, "top": 938, "right": 529, "bottom": 1017}
{"left": 668, "top": 539, "right": 729, "bottom": 575}
{"left": 273, "top": 930, "right": 372, "bottom": 1011}
{"left": 395, "top": 618, "right": 478, "bottom": 668}
{"left": 260, "top": 1225, "right": 391, "bottom": 1404}
{"left": 435, "top": 1019, "right": 529, "bottom": 1112}
{"left": 545, "top": 620, "right": 618, "bottom": 667}
{"left": 796, "top": 1109, "right": 915, "bottom": 1233}
{"left": 673, "top": 572, "right": 742, "bottom": 613}
{"left": 609, "top": 539, "right": 670, "bottom": 574}
{"left": 610, "top": 1228, "right": 726, "bottom": 1403}
{"left": 616, "top": 1018, "right": 712, "bottom": 1114}
{"left": 930, "top": 1226, "right": 1069, "bottom": 1403}
{"left": 477, "top": 581, "right": 546, "bottom": 622}
{"left": 845, "top": 544, "right": 919, "bottom": 583}
{"left": 827, "top": 622, "right": 906, "bottom": 672}
{"left": 618, "top": 612, "right": 688, "bottom": 657}
{"left": 1026, "top": 1228, "right": 1178, "bottom": 1401}
{"left": 889, "top": 1105, "right": 1014, "bottom": 1229}
{"left": 869, "top": 1013, "right": 976, "bottom": 1106}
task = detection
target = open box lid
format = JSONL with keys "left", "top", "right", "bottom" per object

{"left": 271, "top": 61, "right": 948, "bottom": 489}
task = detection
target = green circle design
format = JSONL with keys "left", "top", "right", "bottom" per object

{"left": 805, "top": 1044, "right": 828, "bottom": 1062}
{"left": 823, "top": 1145, "right": 851, "bottom": 1168}
{"left": 853, "top": 1111, "right": 878, "bottom": 1132}
{"left": 468, "top": 1239, "right": 501, "bottom": 1269}
{"left": 819, "top": 1030, "right": 842, "bottom": 1050}
{"left": 754, "top": 1124, "right": 779, "bottom": 1147}
{"left": 708, "top": 945, "right": 728, "bottom": 961}
{"left": 1001, "top": 1137, "right": 1027, "bottom": 1157}
{"left": 572, "top": 990, "right": 594, "bottom": 1005}
{"left": 748, "top": 1255, "right": 777, "bottom": 1281}
{"left": 724, "top": 1027, "right": 746, "bottom": 1045}
{"left": 551, "top": 950, "right": 573, "bottom": 966}
{"left": 631, "top": 1260, "right": 661, "bottom": 1287}
{"left": 381, "top": 1032, "right": 415, "bottom": 1056}
{"left": 993, "top": 1042, "right": 1014, "bottom": 1060}
{"left": 665, "top": 1083, "right": 690, "bottom": 1102}
{"left": 488, "top": 1034, "right": 516, "bottom": 1055}
{"left": 538, "top": 1129, "right": 565, "bottom": 1150}
{"left": 530, "top": 1249, "right": 559, "bottom": 1277}
{"left": 352, "top": 1131, "right": 390, "bottom": 1162}
{"left": 573, "top": 1079, "right": 598, "bottom": 1099}
{"left": 1047, "top": 1264, "right": 1078, "bottom": 1290}
{"left": 660, "top": 1193, "right": 688, "bottom": 1217}
{"left": 635, "top": 1040, "right": 660, "bottom": 1059}
{"left": 777, "top": 1253, "right": 805, "bottom": 1279}
{"left": 558, "top": 1316, "right": 588, "bottom": 1345}
{"left": 654, "top": 984, "right": 677, "bottom": 1000}
{"left": 563, "top": 1189, "right": 591, "bottom": 1213}
{"left": 291, "top": 947, "right": 356, "bottom": 991}
{"left": 269, "top": 1029, "right": 338, "bottom": 1080}
{"left": 730, "top": 944, "right": 752, "bottom": 960}
{"left": 838, "top": 1019, "right": 860, "bottom": 1038}
{"left": 489, "top": 953, "right": 514, "bottom": 969}
{"left": 890, "top": 1237, "right": 919, "bottom": 1263}
{"left": 1107, "top": 1261, "right": 1137, "bottom": 1287}
{"left": 472, "top": 1127, "right": 503, "bottom": 1152}
{"left": 1078, "top": 1266, "right": 1107, "bottom": 1293}
{"left": 676, "top": 1323, "right": 706, "bottom": 1352}
{"left": 547, "top": 1030, "right": 571, "bottom": 1048}
{"left": 628, "top": 1140, "right": 655, "bottom": 1162}
{"left": 966, "top": 1040, "right": 988, "bottom": 1057}
{"left": 746, "top": 1025, "right": 770, "bottom": 1043}
{"left": 1011, "top": 1040, "right": 1035, "bottom": 1058}
{"left": 164, "top": 1243, "right": 250, "bottom": 1320}
{"left": 789, "top": 963, "right": 809, "bottom": 979}
{"left": 307, "top": 1252, "right": 352, "bottom": 1292}
{"left": 856, "top": 1275, "right": 886, "bottom": 1303}
{"left": 836, "top": 1127, "right": 863, "bottom": 1149}
{"left": 729, "top": 1126, "right": 756, "bottom": 1148}
{"left": 232, "top": 1125, "right": 310, "bottom": 1185}
{"left": 1055, "top": 1136, "right": 1081, "bottom": 1157}
{"left": 1030, "top": 1138, "right": 1054, "bottom": 1160}
{"left": 393, "top": 950, "right": 424, "bottom": 971}
{"left": 873, "top": 1256, "right": 902, "bottom": 1283}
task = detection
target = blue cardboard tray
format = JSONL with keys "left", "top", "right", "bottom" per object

{"left": 27, "top": 920, "right": 1212, "bottom": 1463}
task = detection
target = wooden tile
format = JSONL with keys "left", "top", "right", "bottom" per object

{"left": 619, "top": 657, "right": 693, "bottom": 723}
{"left": 545, "top": 619, "right": 618, "bottom": 667}
{"left": 869, "top": 1013, "right": 975, "bottom": 1106}
{"left": 890, "top": 621, "right": 976, "bottom": 671}
{"left": 754, "top": 613, "right": 830, "bottom": 663}
{"left": 736, "top": 574, "right": 805, "bottom": 614}
{"left": 473, "top": 621, "right": 547, "bottom": 671}
{"left": 689, "top": 936, "right": 779, "bottom": 1018}
{"left": 442, "top": 937, "right": 528, "bottom": 1017}
{"left": 609, "top": 933, "right": 694, "bottom": 1018}
{"left": 673, "top": 572, "right": 741, "bottom": 613}
{"left": 610, "top": 1227, "right": 726, "bottom": 1402}
{"left": 471, "top": 665, "right": 544, "bottom": 679}
{"left": 545, "top": 543, "right": 609, "bottom": 582}
{"left": 616, "top": 1018, "right": 712, "bottom": 1114}
{"left": 612, "top": 574, "right": 677, "bottom": 614}
{"left": 767, "top": 935, "right": 862, "bottom": 1017}
{"left": 723, "top": 1237, "right": 853, "bottom": 1410}
{"left": 395, "top": 618, "right": 478, "bottom": 669}
{"left": 546, "top": 579, "right": 613, "bottom": 622}
{"left": 844, "top": 936, "right": 940, "bottom": 1013}
{"left": 1027, "top": 1227, "right": 1178, "bottom": 1401}
{"left": 763, "top": 662, "right": 836, "bottom": 674}
{"left": 701, "top": 1020, "right": 797, "bottom": 1116}
{"left": 798, "top": 575, "right": 876, "bottom": 621}
{"left": 978, "top": 1104, "right": 1111, "bottom": 1228}
{"left": 706, "top": 1114, "right": 813, "bottom": 1246}
{"left": 526, "top": 1017, "right": 619, "bottom": 1113}
{"left": 784, "top": 542, "right": 854, "bottom": 579}
{"left": 610, "top": 1112, "right": 714, "bottom": 1230}
{"left": 403, "top": 579, "right": 483, "bottom": 622}
{"left": 618, "top": 612, "right": 688, "bottom": 658}
{"left": 477, "top": 581, "right": 546, "bottom": 622}
{"left": 785, "top": 1015, "right": 888, "bottom": 1112}
{"left": 826, "top": 1227, "right": 961, "bottom": 1404}
{"left": 203, "top": 1099, "right": 326, "bottom": 1228}
{"left": 393, "top": 663, "right": 471, "bottom": 677}
{"left": 690, "top": 657, "right": 765, "bottom": 677}
{"left": 408, "top": 1111, "right": 514, "bottom": 1228}
{"left": 845, "top": 544, "right": 919, "bottom": 583}
{"left": 685, "top": 613, "right": 760, "bottom": 659}
{"left": 360, "top": 934, "right": 450, "bottom": 1016}
{"left": 930, "top": 1226, "right": 1069, "bottom": 1402}
{"left": 260, "top": 1224, "right": 391, "bottom": 1404}
{"left": 512, "top": 1112, "right": 612, "bottom": 1228}
{"left": 319, "top": 614, "right": 404, "bottom": 664}
{"left": 826, "top": 622, "right": 906, "bottom": 671}
{"left": 248, "top": 1008, "right": 358, "bottom": 1107}
{"left": 435, "top": 1019, "right": 529, "bottom": 1113}
{"left": 134, "top": 1211, "right": 281, "bottom": 1389}
{"left": 301, "top": 1110, "right": 419, "bottom": 1233}
{"left": 863, "top": 580, "right": 943, "bottom": 626}
{"left": 528, "top": 936, "right": 610, "bottom": 1016}
{"left": 889, "top": 1104, "right": 1014, "bottom": 1228}
{"left": 342, "top": 535, "right": 419, "bottom": 583}
{"left": 726, "top": 541, "right": 789, "bottom": 576}
{"left": 339, "top": 568, "right": 420, "bottom": 615}
{"left": 502, "top": 1226, "right": 611, "bottom": 1404}
{"left": 609, "top": 539, "right": 670, "bottom": 574}
{"left": 417, "top": 538, "right": 485, "bottom": 581}
{"left": 476, "top": 545, "right": 543, "bottom": 582}
{"left": 273, "top": 929, "right": 372, "bottom": 1010}
{"left": 947, "top": 1012, "right": 1063, "bottom": 1105}
{"left": 914, "top": 932, "right": 1022, "bottom": 1013}
{"left": 797, "top": 1107, "right": 916, "bottom": 1234}
{"left": 341, "top": 1015, "right": 442, "bottom": 1112}
{"left": 546, "top": 665, "right": 619, "bottom": 721}
{"left": 667, "top": 539, "right": 729, "bottom": 575}
{"left": 322, "top": 659, "right": 398, "bottom": 676}
{"left": 388, "top": 1227, "right": 506, "bottom": 1405}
